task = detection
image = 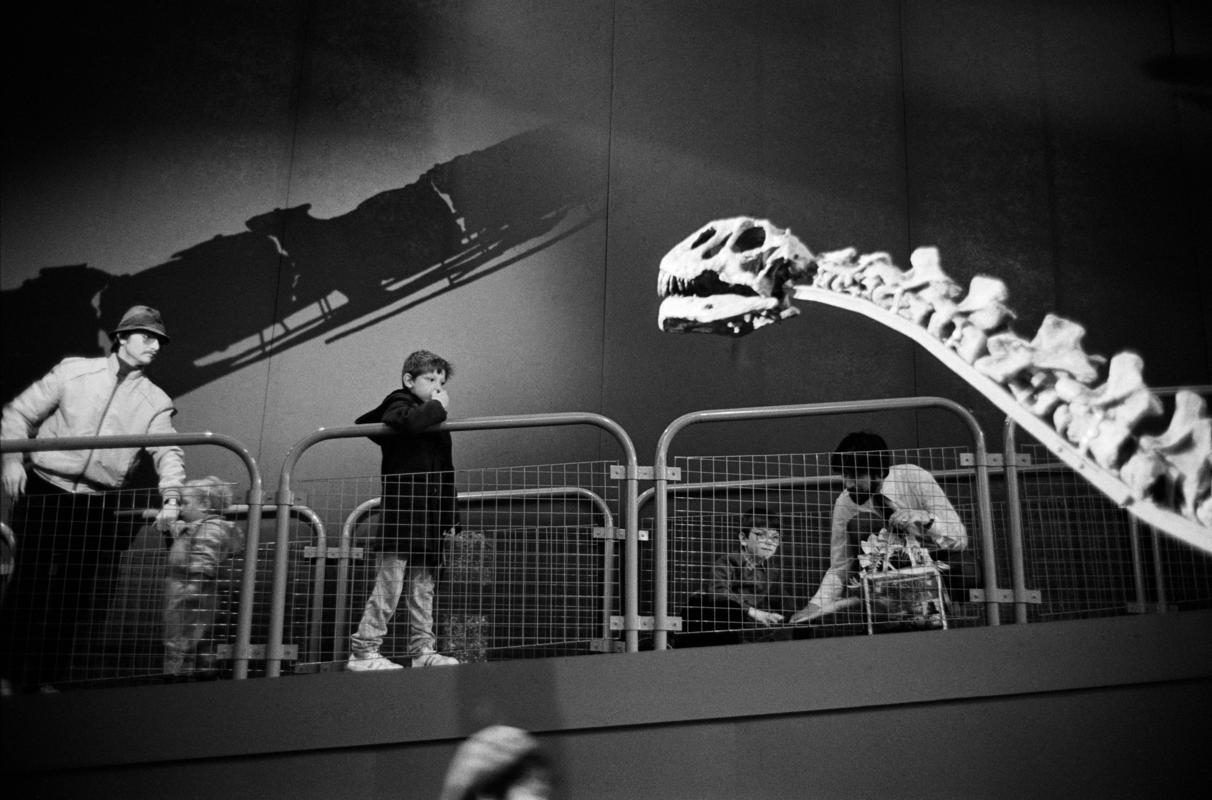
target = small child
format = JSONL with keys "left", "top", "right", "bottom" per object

{"left": 348, "top": 349, "right": 461, "bottom": 671}
{"left": 677, "top": 507, "right": 795, "bottom": 648}
{"left": 163, "top": 476, "right": 244, "bottom": 676}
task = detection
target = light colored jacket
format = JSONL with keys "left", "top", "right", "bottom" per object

{"left": 2, "top": 354, "right": 185, "bottom": 497}
{"left": 809, "top": 463, "right": 967, "bottom": 606}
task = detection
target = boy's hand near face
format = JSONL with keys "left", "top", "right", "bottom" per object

{"left": 430, "top": 386, "right": 449, "bottom": 409}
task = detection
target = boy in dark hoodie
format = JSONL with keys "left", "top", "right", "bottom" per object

{"left": 348, "top": 350, "right": 460, "bottom": 670}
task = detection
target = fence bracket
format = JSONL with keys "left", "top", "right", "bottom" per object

{"left": 217, "top": 644, "right": 299, "bottom": 662}
{"left": 610, "top": 465, "right": 681, "bottom": 481}
{"left": 303, "top": 545, "right": 364, "bottom": 560}
{"left": 589, "top": 639, "right": 626, "bottom": 653}
{"left": 969, "top": 588, "right": 1041, "bottom": 604}
{"left": 610, "top": 615, "right": 682, "bottom": 632}
{"left": 592, "top": 527, "right": 648, "bottom": 541}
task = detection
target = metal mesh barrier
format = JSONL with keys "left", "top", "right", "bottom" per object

{"left": 293, "top": 460, "right": 622, "bottom": 671}
{"left": 6, "top": 398, "right": 1209, "bottom": 691}
{"left": 0, "top": 486, "right": 162, "bottom": 689}
{"left": 1011, "top": 441, "right": 1212, "bottom": 621}
{"left": 659, "top": 447, "right": 986, "bottom": 646}
{"left": 0, "top": 486, "right": 322, "bottom": 689}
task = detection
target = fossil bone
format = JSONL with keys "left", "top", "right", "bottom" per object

{"left": 1089, "top": 352, "right": 1158, "bottom": 416}
{"left": 941, "top": 275, "right": 1016, "bottom": 356}
{"left": 994, "top": 315, "right": 1106, "bottom": 418}
{"left": 880, "top": 247, "right": 963, "bottom": 328}
{"left": 657, "top": 294, "right": 796, "bottom": 336}
{"left": 891, "top": 247, "right": 954, "bottom": 294}
{"left": 952, "top": 325, "right": 989, "bottom": 364}
{"left": 812, "top": 247, "right": 864, "bottom": 294}
{"left": 974, "top": 332, "right": 1034, "bottom": 384}
{"left": 1120, "top": 449, "right": 1169, "bottom": 498}
{"left": 953, "top": 276, "right": 1015, "bottom": 332}
{"left": 1198, "top": 495, "right": 1212, "bottom": 528}
{"left": 655, "top": 216, "right": 1212, "bottom": 542}
{"left": 1029, "top": 314, "right": 1105, "bottom": 385}
{"left": 1053, "top": 352, "right": 1163, "bottom": 469}
{"left": 1009, "top": 378, "right": 1064, "bottom": 417}
{"left": 657, "top": 217, "right": 815, "bottom": 335}
{"left": 855, "top": 252, "right": 904, "bottom": 301}
{"left": 1136, "top": 390, "right": 1212, "bottom": 519}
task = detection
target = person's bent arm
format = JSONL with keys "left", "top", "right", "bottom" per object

{"left": 1, "top": 363, "right": 68, "bottom": 497}
{"left": 146, "top": 406, "right": 185, "bottom": 530}
{"left": 380, "top": 397, "right": 447, "bottom": 434}
{"left": 707, "top": 558, "right": 747, "bottom": 609}
{"left": 904, "top": 465, "right": 967, "bottom": 549}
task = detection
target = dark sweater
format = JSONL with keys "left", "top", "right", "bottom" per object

{"left": 356, "top": 388, "right": 453, "bottom": 475}
{"left": 356, "top": 388, "right": 458, "bottom": 560}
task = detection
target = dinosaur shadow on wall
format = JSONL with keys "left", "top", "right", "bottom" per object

{"left": 1, "top": 125, "right": 607, "bottom": 402}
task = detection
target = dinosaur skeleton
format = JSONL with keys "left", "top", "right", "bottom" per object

{"left": 657, "top": 216, "right": 1212, "bottom": 551}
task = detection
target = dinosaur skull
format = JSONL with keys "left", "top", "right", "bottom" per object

{"left": 658, "top": 217, "right": 816, "bottom": 335}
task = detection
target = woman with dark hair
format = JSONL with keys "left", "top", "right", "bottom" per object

{"left": 792, "top": 431, "right": 970, "bottom": 623}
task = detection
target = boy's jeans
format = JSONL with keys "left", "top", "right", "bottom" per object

{"left": 351, "top": 554, "right": 437, "bottom": 656}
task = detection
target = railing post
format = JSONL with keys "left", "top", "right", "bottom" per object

{"left": 1002, "top": 417, "right": 1031, "bottom": 624}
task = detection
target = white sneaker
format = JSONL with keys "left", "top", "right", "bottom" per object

{"left": 347, "top": 651, "right": 404, "bottom": 672}
{"left": 411, "top": 649, "right": 460, "bottom": 667}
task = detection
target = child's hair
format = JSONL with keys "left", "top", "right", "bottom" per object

{"left": 182, "top": 476, "right": 234, "bottom": 511}
{"left": 830, "top": 430, "right": 892, "bottom": 476}
{"left": 401, "top": 349, "right": 454, "bottom": 383}
{"left": 739, "top": 506, "right": 780, "bottom": 534}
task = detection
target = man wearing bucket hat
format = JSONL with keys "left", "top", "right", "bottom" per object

{"left": 1, "top": 304, "right": 186, "bottom": 691}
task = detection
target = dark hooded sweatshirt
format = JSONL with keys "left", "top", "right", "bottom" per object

{"left": 356, "top": 388, "right": 458, "bottom": 566}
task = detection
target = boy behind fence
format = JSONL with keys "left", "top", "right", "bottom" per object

{"left": 677, "top": 507, "right": 795, "bottom": 648}
{"left": 348, "top": 349, "right": 461, "bottom": 670}
{"left": 163, "top": 476, "right": 244, "bottom": 676}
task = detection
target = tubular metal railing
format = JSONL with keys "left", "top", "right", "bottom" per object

{"left": 5, "top": 389, "right": 1206, "bottom": 688}
{"left": 267, "top": 412, "right": 641, "bottom": 676}
{"left": 0, "top": 432, "right": 264, "bottom": 679}
{"left": 116, "top": 501, "right": 329, "bottom": 665}
{"left": 651, "top": 397, "right": 1001, "bottom": 650}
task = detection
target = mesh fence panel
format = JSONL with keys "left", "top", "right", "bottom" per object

{"left": 659, "top": 447, "right": 986, "bottom": 646}
{"left": 294, "top": 460, "right": 622, "bottom": 670}
{"left": 0, "top": 482, "right": 297, "bottom": 689}
{"left": 1012, "top": 440, "right": 1212, "bottom": 621}
{"left": 5, "top": 430, "right": 1209, "bottom": 689}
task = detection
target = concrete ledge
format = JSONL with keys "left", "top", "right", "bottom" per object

{"left": 3, "top": 609, "right": 1211, "bottom": 772}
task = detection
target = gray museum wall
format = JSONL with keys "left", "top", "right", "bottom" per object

{"left": 2, "top": 0, "right": 1208, "bottom": 488}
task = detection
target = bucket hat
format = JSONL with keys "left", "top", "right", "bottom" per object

{"left": 112, "top": 305, "right": 170, "bottom": 343}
